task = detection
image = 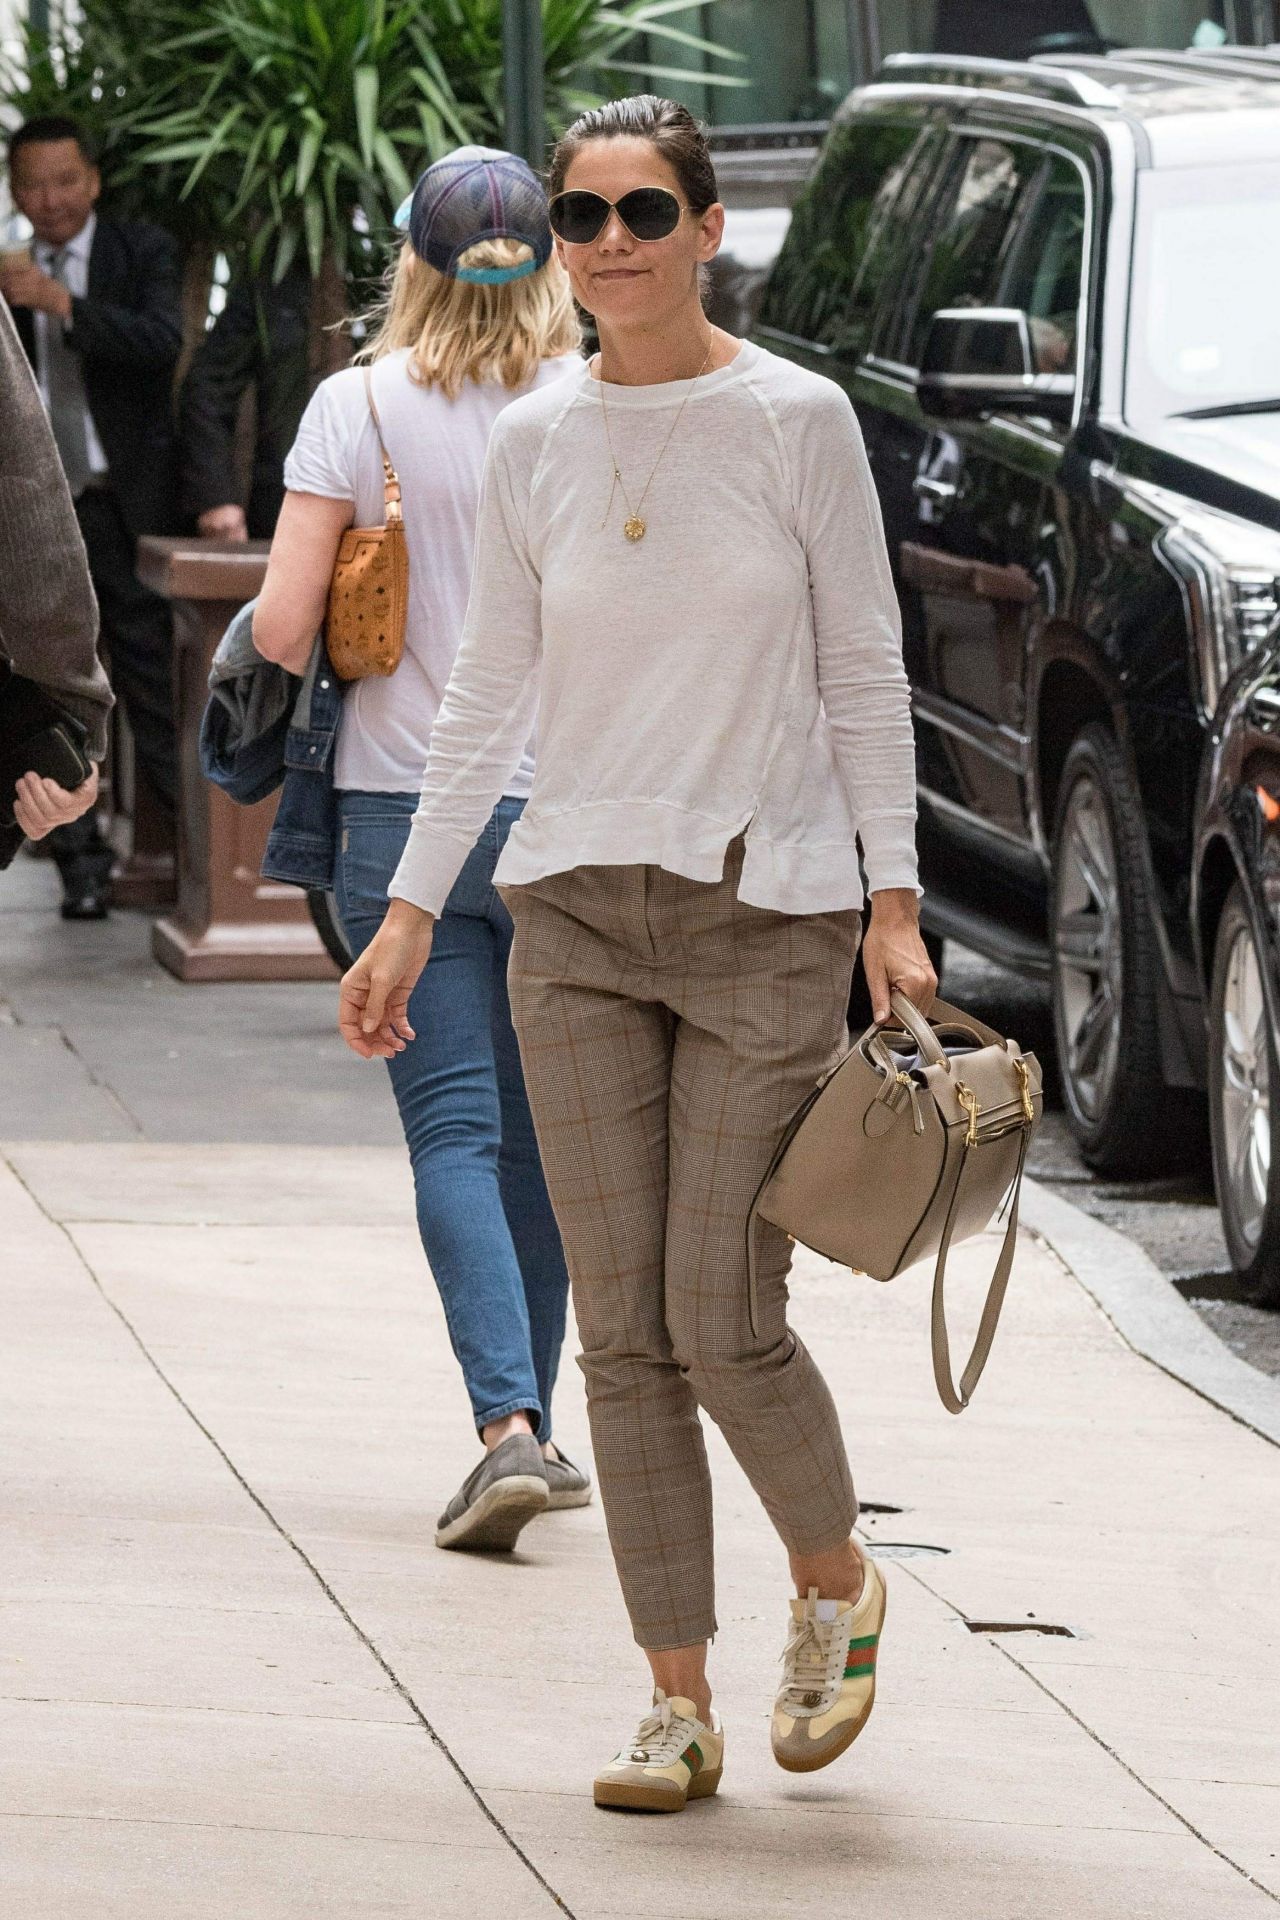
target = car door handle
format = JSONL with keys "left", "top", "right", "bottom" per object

{"left": 913, "top": 475, "right": 958, "bottom": 505}
{"left": 1249, "top": 685, "right": 1280, "bottom": 727}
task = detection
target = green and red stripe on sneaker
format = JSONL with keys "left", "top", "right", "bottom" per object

{"left": 678, "top": 1740, "right": 704, "bottom": 1777}
{"left": 844, "top": 1631, "right": 879, "bottom": 1679}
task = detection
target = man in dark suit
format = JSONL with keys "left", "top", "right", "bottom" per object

{"left": 179, "top": 264, "right": 311, "bottom": 542}
{"left": 1, "top": 113, "right": 182, "bottom": 918}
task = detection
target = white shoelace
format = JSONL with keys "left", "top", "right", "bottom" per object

{"left": 621, "top": 1690, "right": 695, "bottom": 1765}
{"left": 779, "top": 1596, "right": 840, "bottom": 1711}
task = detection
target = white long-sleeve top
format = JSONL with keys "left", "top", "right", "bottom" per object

{"left": 389, "top": 339, "right": 918, "bottom": 918}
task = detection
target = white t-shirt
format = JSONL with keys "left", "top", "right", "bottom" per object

{"left": 282, "top": 346, "right": 580, "bottom": 793}
{"left": 389, "top": 340, "right": 919, "bottom": 920}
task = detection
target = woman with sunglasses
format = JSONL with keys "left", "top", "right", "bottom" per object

{"left": 255, "top": 149, "right": 591, "bottom": 1553}
{"left": 340, "top": 97, "right": 935, "bottom": 1808}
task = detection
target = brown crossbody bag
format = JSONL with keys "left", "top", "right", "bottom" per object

{"left": 750, "top": 992, "right": 1043, "bottom": 1414}
{"left": 325, "top": 367, "right": 409, "bottom": 682}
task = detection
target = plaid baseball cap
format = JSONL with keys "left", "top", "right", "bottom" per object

{"left": 394, "top": 146, "right": 553, "bottom": 285}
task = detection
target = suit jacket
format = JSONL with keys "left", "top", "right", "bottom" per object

{"left": 178, "top": 267, "right": 311, "bottom": 538}
{"left": 13, "top": 213, "right": 183, "bottom": 539}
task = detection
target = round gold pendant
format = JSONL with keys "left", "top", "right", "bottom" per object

{"left": 623, "top": 516, "right": 647, "bottom": 543}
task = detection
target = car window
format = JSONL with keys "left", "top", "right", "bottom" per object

{"left": 888, "top": 135, "right": 1044, "bottom": 370}
{"left": 756, "top": 119, "right": 932, "bottom": 353}
{"left": 999, "top": 154, "right": 1087, "bottom": 376}
{"left": 832, "top": 125, "right": 943, "bottom": 360}
{"left": 1128, "top": 161, "right": 1280, "bottom": 419}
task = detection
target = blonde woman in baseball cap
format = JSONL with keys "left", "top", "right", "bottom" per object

{"left": 254, "top": 148, "right": 586, "bottom": 1551}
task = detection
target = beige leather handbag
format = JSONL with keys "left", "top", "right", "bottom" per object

{"left": 750, "top": 992, "right": 1043, "bottom": 1413}
{"left": 324, "top": 368, "right": 409, "bottom": 682}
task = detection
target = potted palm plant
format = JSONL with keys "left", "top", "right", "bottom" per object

{"left": 2, "top": 0, "right": 746, "bottom": 373}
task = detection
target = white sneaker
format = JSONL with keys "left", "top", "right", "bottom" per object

{"left": 593, "top": 1691, "right": 724, "bottom": 1812}
{"left": 771, "top": 1555, "right": 887, "bottom": 1773}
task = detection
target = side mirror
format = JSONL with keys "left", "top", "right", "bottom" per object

{"left": 917, "top": 307, "right": 1075, "bottom": 425}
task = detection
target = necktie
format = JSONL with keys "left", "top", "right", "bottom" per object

{"left": 43, "top": 248, "right": 93, "bottom": 498}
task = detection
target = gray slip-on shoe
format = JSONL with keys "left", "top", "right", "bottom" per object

{"left": 544, "top": 1450, "right": 593, "bottom": 1510}
{"left": 435, "top": 1433, "right": 549, "bottom": 1552}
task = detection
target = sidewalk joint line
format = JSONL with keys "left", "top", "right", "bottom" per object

{"left": 887, "top": 1555, "right": 1278, "bottom": 1905}
{"left": 54, "top": 1024, "right": 148, "bottom": 1139}
{"left": 0, "top": 1808, "right": 515, "bottom": 1850}
{"left": 12, "top": 1169, "right": 577, "bottom": 1920}
{"left": 992, "top": 1644, "right": 1279, "bottom": 1904}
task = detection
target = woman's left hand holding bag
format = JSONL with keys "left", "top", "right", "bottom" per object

{"left": 338, "top": 898, "right": 435, "bottom": 1059}
{"left": 861, "top": 886, "right": 937, "bottom": 1025}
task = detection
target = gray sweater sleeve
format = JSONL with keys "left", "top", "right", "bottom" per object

{"left": 0, "top": 295, "right": 111, "bottom": 758}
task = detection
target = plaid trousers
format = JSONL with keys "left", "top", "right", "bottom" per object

{"left": 502, "top": 840, "right": 861, "bottom": 1649}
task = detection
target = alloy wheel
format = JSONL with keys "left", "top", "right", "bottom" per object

{"left": 1053, "top": 775, "right": 1123, "bottom": 1125}
{"left": 1218, "top": 920, "right": 1271, "bottom": 1252}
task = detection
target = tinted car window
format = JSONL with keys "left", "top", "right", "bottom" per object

{"left": 836, "top": 126, "right": 943, "bottom": 359}
{"left": 1000, "top": 154, "right": 1087, "bottom": 375}
{"left": 889, "top": 135, "right": 1043, "bottom": 369}
{"left": 757, "top": 119, "right": 931, "bottom": 353}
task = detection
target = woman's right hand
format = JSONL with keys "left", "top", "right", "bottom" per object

{"left": 338, "top": 899, "right": 435, "bottom": 1060}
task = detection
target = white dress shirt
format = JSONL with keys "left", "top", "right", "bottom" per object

{"left": 33, "top": 211, "right": 109, "bottom": 478}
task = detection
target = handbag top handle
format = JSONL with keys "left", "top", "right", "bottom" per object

{"left": 362, "top": 365, "right": 403, "bottom": 526}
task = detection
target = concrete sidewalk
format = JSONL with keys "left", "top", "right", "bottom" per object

{"left": 2, "top": 1139, "right": 1278, "bottom": 1918}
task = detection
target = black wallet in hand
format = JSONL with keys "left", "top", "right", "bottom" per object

{"left": 0, "top": 667, "right": 95, "bottom": 828}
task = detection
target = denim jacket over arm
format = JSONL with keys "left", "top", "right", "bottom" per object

{"left": 199, "top": 595, "right": 341, "bottom": 892}
{"left": 263, "top": 642, "right": 341, "bottom": 889}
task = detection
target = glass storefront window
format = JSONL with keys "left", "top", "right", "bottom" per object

{"left": 634, "top": 2, "right": 1276, "bottom": 134}
{"left": 870, "top": 1, "right": 1246, "bottom": 61}
{"left": 638, "top": 3, "right": 853, "bottom": 125}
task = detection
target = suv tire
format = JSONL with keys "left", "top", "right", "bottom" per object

{"left": 1208, "top": 882, "right": 1280, "bottom": 1306}
{"left": 1050, "top": 724, "right": 1195, "bottom": 1174}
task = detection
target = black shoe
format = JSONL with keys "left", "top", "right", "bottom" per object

{"left": 56, "top": 845, "right": 114, "bottom": 920}
{"left": 60, "top": 882, "right": 110, "bottom": 921}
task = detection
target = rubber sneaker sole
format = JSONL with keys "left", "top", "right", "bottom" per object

{"left": 772, "top": 1697, "right": 875, "bottom": 1774}
{"left": 546, "top": 1482, "right": 594, "bottom": 1511}
{"left": 593, "top": 1767, "right": 722, "bottom": 1812}
{"left": 434, "top": 1474, "right": 549, "bottom": 1552}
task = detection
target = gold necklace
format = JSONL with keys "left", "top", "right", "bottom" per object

{"left": 596, "top": 338, "right": 716, "bottom": 542}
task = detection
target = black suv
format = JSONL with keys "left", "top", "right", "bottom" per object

{"left": 756, "top": 48, "right": 1280, "bottom": 1184}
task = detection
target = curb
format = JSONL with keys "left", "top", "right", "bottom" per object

{"left": 1020, "top": 1176, "right": 1280, "bottom": 1450}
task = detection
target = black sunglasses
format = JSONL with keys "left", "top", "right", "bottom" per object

{"left": 548, "top": 187, "right": 686, "bottom": 246}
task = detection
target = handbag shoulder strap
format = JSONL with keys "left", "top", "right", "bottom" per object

{"left": 930, "top": 1128, "right": 1028, "bottom": 1413}
{"left": 362, "top": 364, "right": 403, "bottom": 525}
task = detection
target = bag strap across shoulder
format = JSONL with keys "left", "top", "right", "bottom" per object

{"left": 362, "top": 365, "right": 403, "bottom": 526}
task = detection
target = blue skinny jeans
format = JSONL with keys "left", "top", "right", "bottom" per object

{"left": 335, "top": 791, "right": 569, "bottom": 1444}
